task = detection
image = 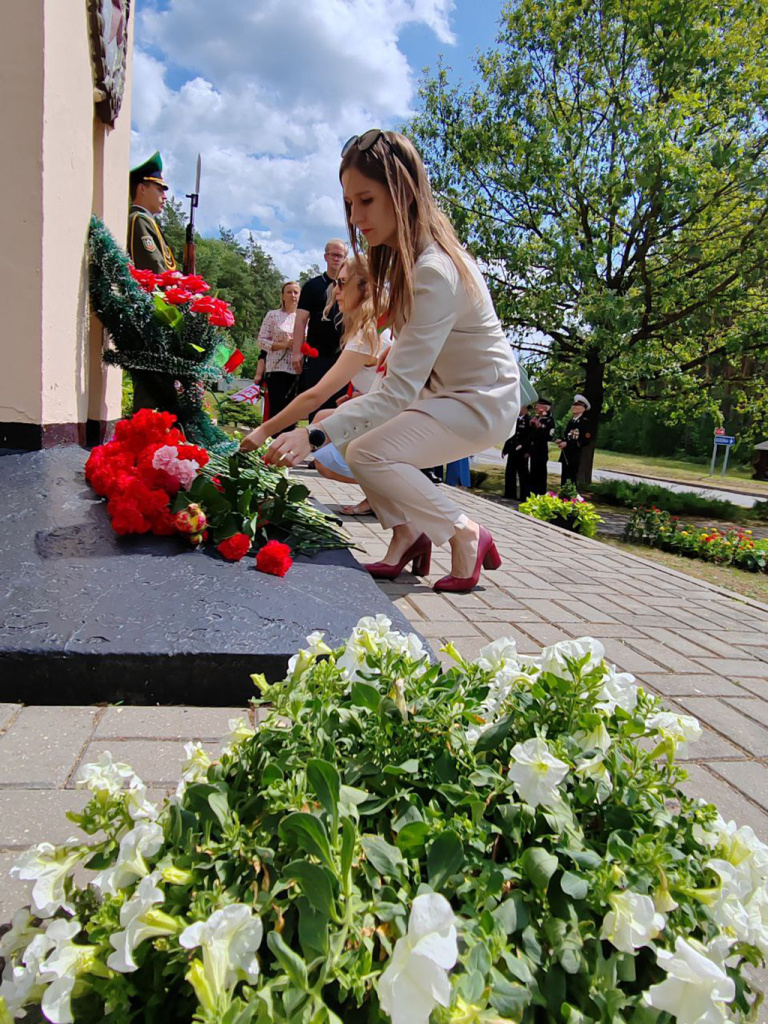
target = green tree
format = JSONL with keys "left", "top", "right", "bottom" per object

{"left": 299, "top": 263, "right": 322, "bottom": 286}
{"left": 158, "top": 196, "right": 187, "bottom": 268}
{"left": 411, "top": 0, "right": 768, "bottom": 481}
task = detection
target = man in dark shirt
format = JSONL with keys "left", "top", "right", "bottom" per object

{"left": 502, "top": 407, "right": 531, "bottom": 500}
{"left": 558, "top": 394, "right": 593, "bottom": 486}
{"left": 528, "top": 398, "right": 555, "bottom": 495}
{"left": 291, "top": 239, "right": 347, "bottom": 416}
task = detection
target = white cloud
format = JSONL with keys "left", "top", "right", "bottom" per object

{"left": 130, "top": 0, "right": 456, "bottom": 276}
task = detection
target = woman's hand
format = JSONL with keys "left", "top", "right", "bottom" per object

{"left": 240, "top": 427, "right": 268, "bottom": 452}
{"left": 263, "top": 427, "right": 312, "bottom": 467}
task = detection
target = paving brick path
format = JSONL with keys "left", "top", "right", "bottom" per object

{"left": 2, "top": 469, "right": 768, "bottom": 1007}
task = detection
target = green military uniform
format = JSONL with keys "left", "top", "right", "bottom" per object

{"left": 127, "top": 152, "right": 177, "bottom": 274}
{"left": 127, "top": 152, "right": 178, "bottom": 411}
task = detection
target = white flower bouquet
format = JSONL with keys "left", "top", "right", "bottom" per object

{"left": 0, "top": 617, "right": 765, "bottom": 1024}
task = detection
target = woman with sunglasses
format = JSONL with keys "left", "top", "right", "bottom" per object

{"left": 239, "top": 254, "right": 390, "bottom": 484}
{"left": 263, "top": 130, "right": 520, "bottom": 592}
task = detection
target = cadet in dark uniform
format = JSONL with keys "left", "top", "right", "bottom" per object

{"left": 127, "top": 152, "right": 178, "bottom": 412}
{"left": 502, "top": 406, "right": 531, "bottom": 500}
{"left": 557, "top": 394, "right": 592, "bottom": 486}
{"left": 528, "top": 398, "right": 555, "bottom": 495}
{"left": 127, "top": 152, "right": 177, "bottom": 274}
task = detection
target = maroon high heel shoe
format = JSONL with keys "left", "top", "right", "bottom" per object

{"left": 362, "top": 533, "right": 432, "bottom": 579}
{"left": 434, "top": 526, "right": 501, "bottom": 592}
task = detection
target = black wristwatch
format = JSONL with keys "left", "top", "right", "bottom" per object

{"left": 307, "top": 427, "right": 327, "bottom": 451}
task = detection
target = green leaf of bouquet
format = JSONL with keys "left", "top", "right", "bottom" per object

{"left": 361, "top": 834, "right": 405, "bottom": 879}
{"left": 350, "top": 682, "right": 382, "bottom": 711}
{"left": 279, "top": 812, "right": 335, "bottom": 872}
{"left": 287, "top": 484, "right": 310, "bottom": 502}
{"left": 307, "top": 759, "right": 341, "bottom": 825}
{"left": 520, "top": 847, "right": 558, "bottom": 891}
{"left": 427, "top": 829, "right": 464, "bottom": 889}
{"left": 560, "top": 871, "right": 589, "bottom": 900}
{"left": 474, "top": 713, "right": 515, "bottom": 753}
{"left": 395, "top": 821, "right": 431, "bottom": 858}
{"left": 284, "top": 860, "right": 335, "bottom": 918}
{"left": 266, "top": 930, "right": 308, "bottom": 990}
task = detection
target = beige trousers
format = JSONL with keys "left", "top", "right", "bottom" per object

{"left": 345, "top": 408, "right": 496, "bottom": 545}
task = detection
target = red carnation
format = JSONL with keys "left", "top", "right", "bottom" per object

{"left": 208, "top": 298, "right": 235, "bottom": 328}
{"left": 300, "top": 342, "right": 319, "bottom": 358}
{"left": 107, "top": 499, "right": 151, "bottom": 535}
{"left": 163, "top": 286, "right": 194, "bottom": 306}
{"left": 157, "top": 269, "right": 184, "bottom": 288}
{"left": 175, "top": 443, "right": 209, "bottom": 467}
{"left": 182, "top": 274, "right": 210, "bottom": 293}
{"left": 211, "top": 476, "right": 225, "bottom": 493}
{"left": 129, "top": 266, "right": 161, "bottom": 293}
{"left": 255, "top": 539, "right": 293, "bottom": 577}
{"left": 149, "top": 508, "right": 178, "bottom": 536}
{"left": 190, "top": 296, "right": 216, "bottom": 315}
{"left": 217, "top": 533, "right": 252, "bottom": 562}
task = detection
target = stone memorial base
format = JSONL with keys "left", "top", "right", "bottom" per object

{"left": 0, "top": 448, "right": 417, "bottom": 705}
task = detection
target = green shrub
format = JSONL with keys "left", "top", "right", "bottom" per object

{"left": 588, "top": 479, "right": 739, "bottom": 520}
{"left": 519, "top": 492, "right": 603, "bottom": 537}
{"left": 750, "top": 500, "right": 768, "bottom": 522}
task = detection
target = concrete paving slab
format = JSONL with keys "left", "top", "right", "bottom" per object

{"left": 94, "top": 705, "right": 249, "bottom": 740}
{"left": 73, "top": 739, "right": 221, "bottom": 787}
{"left": 0, "top": 707, "right": 98, "bottom": 786}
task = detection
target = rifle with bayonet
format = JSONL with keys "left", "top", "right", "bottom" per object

{"left": 183, "top": 153, "right": 202, "bottom": 274}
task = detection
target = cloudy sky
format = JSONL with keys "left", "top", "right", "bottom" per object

{"left": 130, "top": 0, "right": 504, "bottom": 278}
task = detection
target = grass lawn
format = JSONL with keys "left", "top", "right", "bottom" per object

{"left": 588, "top": 449, "right": 768, "bottom": 497}
{"left": 602, "top": 537, "right": 768, "bottom": 605}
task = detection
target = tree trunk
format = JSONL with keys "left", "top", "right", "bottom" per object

{"left": 577, "top": 349, "right": 605, "bottom": 487}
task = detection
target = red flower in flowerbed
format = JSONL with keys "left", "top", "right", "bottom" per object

{"left": 217, "top": 533, "right": 252, "bottom": 562}
{"left": 256, "top": 540, "right": 293, "bottom": 577}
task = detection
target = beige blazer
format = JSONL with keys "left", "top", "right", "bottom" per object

{"left": 323, "top": 243, "right": 520, "bottom": 452}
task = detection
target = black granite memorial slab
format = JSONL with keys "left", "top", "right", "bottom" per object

{"left": 0, "top": 448, "right": 424, "bottom": 705}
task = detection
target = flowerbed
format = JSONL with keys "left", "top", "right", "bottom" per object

{"left": 519, "top": 491, "right": 603, "bottom": 537}
{"left": 2, "top": 619, "right": 766, "bottom": 1023}
{"left": 625, "top": 506, "right": 768, "bottom": 573}
{"left": 85, "top": 409, "right": 351, "bottom": 569}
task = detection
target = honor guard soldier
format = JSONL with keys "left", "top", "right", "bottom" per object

{"left": 502, "top": 406, "right": 532, "bottom": 500}
{"left": 557, "top": 394, "right": 592, "bottom": 486}
{"left": 528, "top": 398, "right": 555, "bottom": 495}
{"left": 127, "top": 152, "right": 177, "bottom": 273}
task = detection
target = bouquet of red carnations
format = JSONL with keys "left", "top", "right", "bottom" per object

{"left": 85, "top": 411, "right": 351, "bottom": 569}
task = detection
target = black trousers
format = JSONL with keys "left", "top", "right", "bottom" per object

{"left": 299, "top": 355, "right": 348, "bottom": 420}
{"left": 529, "top": 454, "right": 549, "bottom": 495}
{"left": 505, "top": 454, "right": 530, "bottom": 500}
{"left": 265, "top": 371, "right": 300, "bottom": 432}
{"left": 560, "top": 450, "right": 581, "bottom": 486}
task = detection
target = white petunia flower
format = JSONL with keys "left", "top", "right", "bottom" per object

{"left": 221, "top": 717, "right": 255, "bottom": 754}
{"left": 476, "top": 637, "right": 519, "bottom": 675}
{"left": 538, "top": 637, "right": 605, "bottom": 678}
{"left": 124, "top": 778, "right": 160, "bottom": 822}
{"left": 647, "top": 711, "right": 702, "bottom": 755}
{"left": 575, "top": 753, "right": 613, "bottom": 802}
{"left": 0, "top": 928, "right": 57, "bottom": 1018}
{"left": 595, "top": 666, "right": 638, "bottom": 714}
{"left": 287, "top": 630, "right": 333, "bottom": 682}
{"left": 92, "top": 821, "right": 164, "bottom": 896}
{"left": 643, "top": 936, "right": 735, "bottom": 1024}
{"left": 39, "top": 918, "right": 100, "bottom": 1024}
{"left": 179, "top": 904, "right": 263, "bottom": 1010}
{"left": 378, "top": 892, "right": 458, "bottom": 1024}
{"left": 507, "top": 737, "right": 569, "bottom": 808}
{"left": 600, "top": 890, "right": 665, "bottom": 953}
{"left": 76, "top": 751, "right": 139, "bottom": 797}
{"left": 10, "top": 842, "right": 85, "bottom": 918}
{"left": 107, "top": 872, "right": 178, "bottom": 973}
{"left": 0, "top": 909, "right": 41, "bottom": 976}
{"left": 573, "top": 722, "right": 612, "bottom": 754}
{"left": 338, "top": 616, "right": 428, "bottom": 685}
{"left": 174, "top": 741, "right": 214, "bottom": 801}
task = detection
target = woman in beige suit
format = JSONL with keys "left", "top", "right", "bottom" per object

{"left": 264, "top": 130, "right": 520, "bottom": 592}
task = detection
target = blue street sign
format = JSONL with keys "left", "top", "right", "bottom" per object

{"left": 714, "top": 436, "right": 736, "bottom": 446}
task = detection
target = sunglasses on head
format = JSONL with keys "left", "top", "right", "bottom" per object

{"left": 341, "top": 128, "right": 387, "bottom": 158}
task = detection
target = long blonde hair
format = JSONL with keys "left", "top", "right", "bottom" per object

{"left": 323, "top": 253, "right": 378, "bottom": 356}
{"left": 339, "top": 130, "right": 477, "bottom": 326}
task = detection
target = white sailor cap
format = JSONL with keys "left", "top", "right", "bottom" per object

{"left": 573, "top": 394, "right": 591, "bottom": 411}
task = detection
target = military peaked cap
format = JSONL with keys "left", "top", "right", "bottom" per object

{"left": 129, "top": 151, "right": 169, "bottom": 191}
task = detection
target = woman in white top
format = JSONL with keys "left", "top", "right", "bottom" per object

{"left": 256, "top": 282, "right": 301, "bottom": 428}
{"left": 240, "top": 254, "right": 390, "bottom": 485}
{"left": 263, "top": 130, "right": 520, "bottom": 592}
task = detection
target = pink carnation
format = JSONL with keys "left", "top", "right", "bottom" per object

{"left": 152, "top": 445, "right": 199, "bottom": 490}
